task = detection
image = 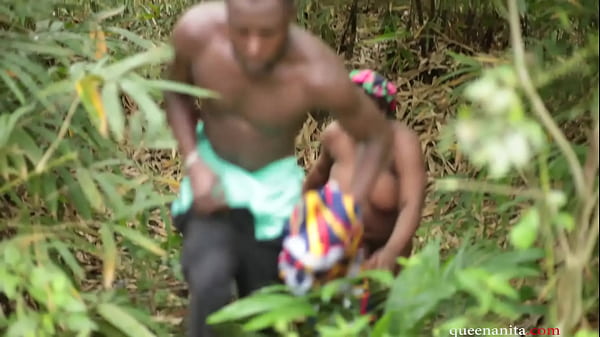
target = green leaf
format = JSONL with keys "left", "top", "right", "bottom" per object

{"left": 0, "top": 66, "right": 26, "bottom": 104}
{"left": 0, "top": 152, "right": 11, "bottom": 180}
{"left": 10, "top": 128, "right": 43, "bottom": 165}
{"left": 242, "top": 300, "right": 315, "bottom": 331}
{"left": 128, "top": 110, "right": 144, "bottom": 144}
{"left": 371, "top": 312, "right": 392, "bottom": 337}
{"left": 106, "top": 27, "right": 156, "bottom": 50}
{"left": 101, "top": 81, "right": 126, "bottom": 142}
{"left": 76, "top": 74, "right": 108, "bottom": 137}
{"left": 101, "top": 45, "right": 173, "bottom": 80}
{"left": 75, "top": 168, "right": 104, "bottom": 212}
{"left": 509, "top": 208, "right": 540, "bottom": 250}
{"left": 99, "top": 224, "right": 118, "bottom": 289}
{"left": 38, "top": 79, "right": 74, "bottom": 100}
{"left": 92, "top": 5, "right": 126, "bottom": 22}
{"left": 0, "top": 104, "right": 32, "bottom": 147}
{"left": 358, "top": 269, "right": 394, "bottom": 287}
{"left": 94, "top": 172, "right": 125, "bottom": 214}
{"left": 51, "top": 241, "right": 85, "bottom": 281}
{"left": 120, "top": 77, "right": 165, "bottom": 137}
{"left": 8, "top": 152, "right": 27, "bottom": 178}
{"left": 60, "top": 169, "right": 92, "bottom": 219}
{"left": 112, "top": 225, "right": 166, "bottom": 257}
{"left": 42, "top": 173, "right": 59, "bottom": 216}
{"left": 574, "top": 330, "right": 599, "bottom": 337}
{"left": 553, "top": 212, "right": 575, "bottom": 231}
{"left": 96, "top": 303, "right": 156, "bottom": 337}
{"left": 319, "top": 278, "right": 349, "bottom": 303}
{"left": 207, "top": 294, "right": 307, "bottom": 325}
{"left": 486, "top": 275, "right": 519, "bottom": 299}
{"left": 140, "top": 79, "right": 219, "bottom": 99}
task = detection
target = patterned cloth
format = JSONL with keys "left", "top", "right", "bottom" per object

{"left": 278, "top": 181, "right": 365, "bottom": 296}
{"left": 349, "top": 69, "right": 398, "bottom": 115}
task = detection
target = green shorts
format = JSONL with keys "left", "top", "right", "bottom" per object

{"left": 170, "top": 122, "right": 305, "bottom": 241}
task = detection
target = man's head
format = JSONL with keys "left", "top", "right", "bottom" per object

{"left": 226, "top": 0, "right": 295, "bottom": 76}
{"left": 349, "top": 69, "right": 398, "bottom": 119}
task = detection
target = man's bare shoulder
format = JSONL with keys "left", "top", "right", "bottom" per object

{"left": 172, "top": 2, "right": 225, "bottom": 53}
{"left": 291, "top": 27, "right": 348, "bottom": 90}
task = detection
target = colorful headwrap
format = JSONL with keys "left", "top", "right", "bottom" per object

{"left": 349, "top": 69, "right": 398, "bottom": 116}
{"left": 278, "top": 181, "right": 364, "bottom": 296}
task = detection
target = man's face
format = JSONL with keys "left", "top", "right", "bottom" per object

{"left": 227, "top": 0, "right": 292, "bottom": 76}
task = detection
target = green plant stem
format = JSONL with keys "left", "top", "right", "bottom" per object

{"left": 584, "top": 202, "right": 599, "bottom": 260}
{"left": 578, "top": 188, "right": 599, "bottom": 250}
{"left": 538, "top": 149, "right": 559, "bottom": 325}
{"left": 507, "top": 0, "right": 587, "bottom": 201}
{"left": 35, "top": 97, "right": 80, "bottom": 174}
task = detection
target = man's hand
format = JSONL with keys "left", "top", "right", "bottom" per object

{"left": 363, "top": 246, "right": 399, "bottom": 273}
{"left": 188, "top": 162, "right": 229, "bottom": 215}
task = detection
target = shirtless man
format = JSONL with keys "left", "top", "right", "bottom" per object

{"left": 163, "top": 1, "right": 394, "bottom": 336}
{"left": 302, "top": 69, "right": 427, "bottom": 273}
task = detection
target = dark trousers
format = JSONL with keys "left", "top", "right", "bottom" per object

{"left": 173, "top": 208, "right": 282, "bottom": 337}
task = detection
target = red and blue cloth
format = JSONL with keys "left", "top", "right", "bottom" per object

{"left": 278, "top": 181, "right": 364, "bottom": 296}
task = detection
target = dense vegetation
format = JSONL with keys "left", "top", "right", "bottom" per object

{"left": 0, "top": 0, "right": 598, "bottom": 336}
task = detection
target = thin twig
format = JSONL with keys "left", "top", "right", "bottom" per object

{"left": 507, "top": 0, "right": 587, "bottom": 201}
{"left": 35, "top": 97, "right": 80, "bottom": 174}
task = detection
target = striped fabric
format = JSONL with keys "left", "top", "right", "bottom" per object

{"left": 278, "top": 181, "right": 364, "bottom": 295}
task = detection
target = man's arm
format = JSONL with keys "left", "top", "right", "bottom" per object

{"left": 302, "top": 124, "right": 336, "bottom": 192}
{"left": 164, "top": 8, "right": 209, "bottom": 164}
{"left": 384, "top": 126, "right": 427, "bottom": 257}
{"left": 310, "top": 60, "right": 394, "bottom": 206}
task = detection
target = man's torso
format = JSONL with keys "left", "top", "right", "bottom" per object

{"left": 182, "top": 4, "right": 323, "bottom": 171}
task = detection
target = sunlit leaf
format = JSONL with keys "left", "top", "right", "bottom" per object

{"left": 141, "top": 79, "right": 220, "bottom": 99}
{"left": 60, "top": 168, "right": 92, "bottom": 219}
{"left": 51, "top": 241, "right": 85, "bottom": 281}
{"left": 75, "top": 167, "right": 104, "bottom": 212}
{"left": 242, "top": 301, "right": 316, "bottom": 331}
{"left": 99, "top": 224, "right": 117, "bottom": 289}
{"left": 106, "top": 27, "right": 156, "bottom": 50}
{"left": 509, "top": 208, "right": 540, "bottom": 250}
{"left": 0, "top": 66, "right": 26, "bottom": 104}
{"left": 75, "top": 74, "right": 108, "bottom": 137}
{"left": 94, "top": 172, "right": 125, "bottom": 214}
{"left": 97, "top": 303, "right": 156, "bottom": 337}
{"left": 208, "top": 293, "right": 306, "bottom": 324}
{"left": 100, "top": 81, "right": 126, "bottom": 142}
{"left": 101, "top": 45, "right": 173, "bottom": 80}
{"left": 112, "top": 225, "right": 166, "bottom": 257}
{"left": 0, "top": 104, "right": 32, "bottom": 147}
{"left": 10, "top": 128, "right": 43, "bottom": 165}
{"left": 120, "top": 77, "right": 165, "bottom": 136}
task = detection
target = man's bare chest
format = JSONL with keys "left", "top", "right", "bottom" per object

{"left": 191, "top": 54, "right": 307, "bottom": 127}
